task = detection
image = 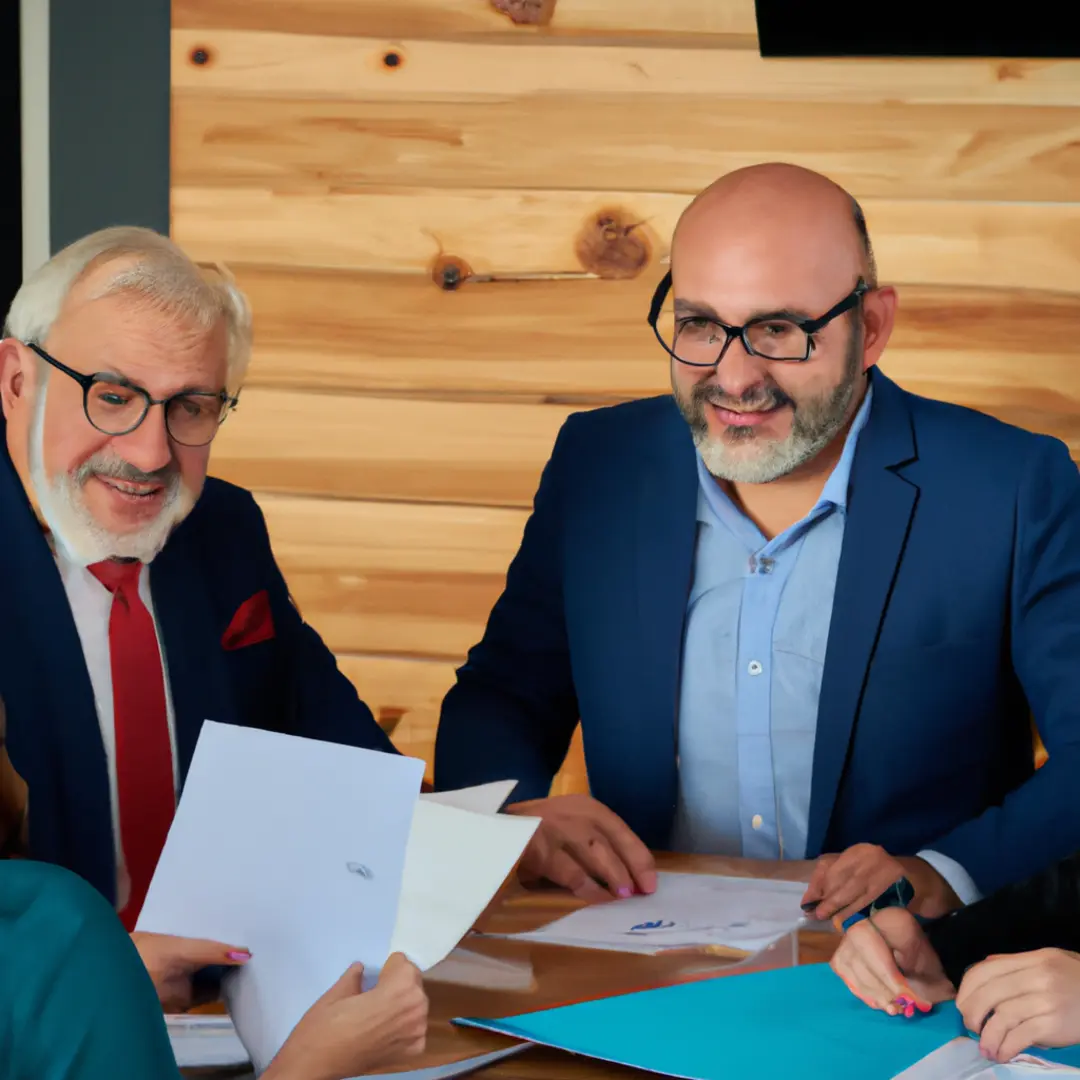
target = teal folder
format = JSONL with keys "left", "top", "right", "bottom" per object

{"left": 455, "top": 962, "right": 1080, "bottom": 1079}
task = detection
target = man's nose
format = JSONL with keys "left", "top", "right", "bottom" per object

{"left": 108, "top": 406, "right": 173, "bottom": 475}
{"left": 709, "top": 337, "right": 770, "bottom": 401}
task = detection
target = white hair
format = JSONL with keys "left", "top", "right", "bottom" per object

{"left": 3, "top": 225, "right": 252, "bottom": 393}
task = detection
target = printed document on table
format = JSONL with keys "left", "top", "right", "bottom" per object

{"left": 137, "top": 721, "right": 424, "bottom": 1075}
{"left": 487, "top": 871, "right": 822, "bottom": 954}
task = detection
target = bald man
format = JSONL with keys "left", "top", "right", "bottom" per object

{"left": 433, "top": 163, "right": 1080, "bottom": 924}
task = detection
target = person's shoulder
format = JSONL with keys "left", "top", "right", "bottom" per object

{"left": 901, "top": 383, "right": 1071, "bottom": 473}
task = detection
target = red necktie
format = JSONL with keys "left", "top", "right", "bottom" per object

{"left": 88, "top": 559, "right": 175, "bottom": 931}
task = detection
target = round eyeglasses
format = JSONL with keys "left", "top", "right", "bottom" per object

{"left": 27, "top": 342, "right": 239, "bottom": 447}
{"left": 647, "top": 272, "right": 869, "bottom": 366}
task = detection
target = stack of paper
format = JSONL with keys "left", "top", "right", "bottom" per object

{"left": 485, "top": 871, "right": 821, "bottom": 955}
{"left": 137, "top": 723, "right": 539, "bottom": 1075}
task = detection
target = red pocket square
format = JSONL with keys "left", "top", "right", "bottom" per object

{"left": 222, "top": 590, "right": 275, "bottom": 651}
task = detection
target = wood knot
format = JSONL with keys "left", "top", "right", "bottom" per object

{"left": 189, "top": 45, "right": 212, "bottom": 66}
{"left": 382, "top": 48, "right": 405, "bottom": 68}
{"left": 490, "top": 0, "right": 557, "bottom": 26}
{"left": 431, "top": 254, "right": 472, "bottom": 290}
{"left": 574, "top": 209, "right": 651, "bottom": 280}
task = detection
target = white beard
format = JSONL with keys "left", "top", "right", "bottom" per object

{"left": 28, "top": 385, "right": 196, "bottom": 566}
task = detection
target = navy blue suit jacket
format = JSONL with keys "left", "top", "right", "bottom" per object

{"left": 434, "top": 369, "right": 1080, "bottom": 896}
{"left": 0, "top": 429, "right": 397, "bottom": 906}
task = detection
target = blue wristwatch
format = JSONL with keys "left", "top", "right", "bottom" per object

{"left": 840, "top": 876, "right": 915, "bottom": 932}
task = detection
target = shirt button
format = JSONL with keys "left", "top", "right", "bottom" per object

{"left": 752, "top": 814, "right": 763, "bottom": 830}
{"left": 748, "top": 660, "right": 763, "bottom": 676}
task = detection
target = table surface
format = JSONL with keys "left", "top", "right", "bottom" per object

{"left": 186, "top": 852, "right": 839, "bottom": 1080}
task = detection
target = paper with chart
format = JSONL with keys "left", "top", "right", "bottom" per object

{"left": 137, "top": 721, "right": 425, "bottom": 1074}
{"left": 489, "top": 871, "right": 821, "bottom": 954}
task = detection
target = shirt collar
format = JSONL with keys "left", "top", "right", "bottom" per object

{"left": 695, "top": 379, "right": 875, "bottom": 526}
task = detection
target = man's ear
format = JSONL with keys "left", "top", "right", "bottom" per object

{"left": 0, "top": 340, "right": 31, "bottom": 420}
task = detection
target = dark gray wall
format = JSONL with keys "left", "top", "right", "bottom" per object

{"left": 50, "top": 0, "right": 171, "bottom": 253}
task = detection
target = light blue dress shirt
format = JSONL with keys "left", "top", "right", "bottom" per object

{"left": 669, "top": 386, "right": 980, "bottom": 904}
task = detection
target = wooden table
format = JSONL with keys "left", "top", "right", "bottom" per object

{"left": 187, "top": 852, "right": 839, "bottom": 1079}
{"left": 377, "top": 852, "right": 836, "bottom": 1079}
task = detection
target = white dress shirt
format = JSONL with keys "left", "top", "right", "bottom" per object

{"left": 56, "top": 554, "right": 179, "bottom": 910}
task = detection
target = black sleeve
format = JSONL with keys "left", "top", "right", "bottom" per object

{"left": 924, "top": 849, "right": 1080, "bottom": 987}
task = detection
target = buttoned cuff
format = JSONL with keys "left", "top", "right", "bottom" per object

{"left": 916, "top": 849, "right": 983, "bottom": 906}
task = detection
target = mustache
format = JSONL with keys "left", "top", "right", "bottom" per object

{"left": 691, "top": 380, "right": 796, "bottom": 413}
{"left": 72, "top": 452, "right": 179, "bottom": 489}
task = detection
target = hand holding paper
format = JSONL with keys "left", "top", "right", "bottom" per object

{"left": 130, "top": 931, "right": 251, "bottom": 1011}
{"left": 137, "top": 722, "right": 539, "bottom": 1075}
{"left": 262, "top": 953, "right": 428, "bottom": 1080}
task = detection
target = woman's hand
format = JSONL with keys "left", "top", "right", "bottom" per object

{"left": 830, "top": 907, "right": 955, "bottom": 1014}
{"left": 956, "top": 949, "right": 1080, "bottom": 1064}
{"left": 264, "top": 952, "right": 429, "bottom": 1080}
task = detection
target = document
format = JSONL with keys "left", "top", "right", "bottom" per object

{"left": 895, "top": 1037, "right": 1080, "bottom": 1078}
{"left": 138, "top": 721, "right": 425, "bottom": 1073}
{"left": 389, "top": 798, "right": 540, "bottom": 970}
{"left": 487, "top": 871, "right": 821, "bottom": 954}
{"left": 420, "top": 779, "right": 517, "bottom": 815}
{"left": 138, "top": 723, "right": 538, "bottom": 1074}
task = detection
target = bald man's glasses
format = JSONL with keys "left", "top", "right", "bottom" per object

{"left": 647, "top": 272, "right": 869, "bottom": 366}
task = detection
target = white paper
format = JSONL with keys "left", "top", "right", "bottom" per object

{"left": 487, "top": 872, "right": 820, "bottom": 954}
{"left": 895, "top": 1037, "right": 1080, "bottom": 1079}
{"left": 137, "top": 721, "right": 425, "bottom": 1074}
{"left": 420, "top": 780, "right": 518, "bottom": 816}
{"left": 389, "top": 801, "right": 540, "bottom": 970}
{"left": 365, "top": 1045, "right": 530, "bottom": 1080}
{"left": 166, "top": 1014, "right": 250, "bottom": 1069}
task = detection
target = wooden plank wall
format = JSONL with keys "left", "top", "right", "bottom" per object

{"left": 172, "top": 0, "right": 1079, "bottom": 784}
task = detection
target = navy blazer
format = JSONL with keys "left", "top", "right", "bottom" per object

{"left": 434, "top": 369, "right": 1080, "bottom": 896}
{"left": 0, "top": 425, "right": 397, "bottom": 905}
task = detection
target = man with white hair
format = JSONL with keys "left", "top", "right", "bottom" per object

{"left": 0, "top": 226, "right": 397, "bottom": 1007}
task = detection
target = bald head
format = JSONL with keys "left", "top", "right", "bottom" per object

{"left": 673, "top": 163, "right": 876, "bottom": 292}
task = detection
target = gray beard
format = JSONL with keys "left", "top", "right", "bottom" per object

{"left": 675, "top": 329, "right": 864, "bottom": 484}
{"left": 28, "top": 385, "right": 195, "bottom": 566}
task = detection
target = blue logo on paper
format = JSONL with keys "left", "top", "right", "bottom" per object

{"left": 629, "top": 919, "right": 676, "bottom": 932}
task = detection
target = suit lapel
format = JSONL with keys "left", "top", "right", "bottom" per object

{"left": 631, "top": 403, "right": 698, "bottom": 848}
{"left": 0, "top": 430, "right": 116, "bottom": 901}
{"left": 806, "top": 373, "right": 919, "bottom": 856}
{"left": 150, "top": 525, "right": 237, "bottom": 784}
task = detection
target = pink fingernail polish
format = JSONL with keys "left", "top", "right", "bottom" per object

{"left": 227, "top": 951, "right": 251, "bottom": 962}
{"left": 617, "top": 886, "right": 632, "bottom": 899}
